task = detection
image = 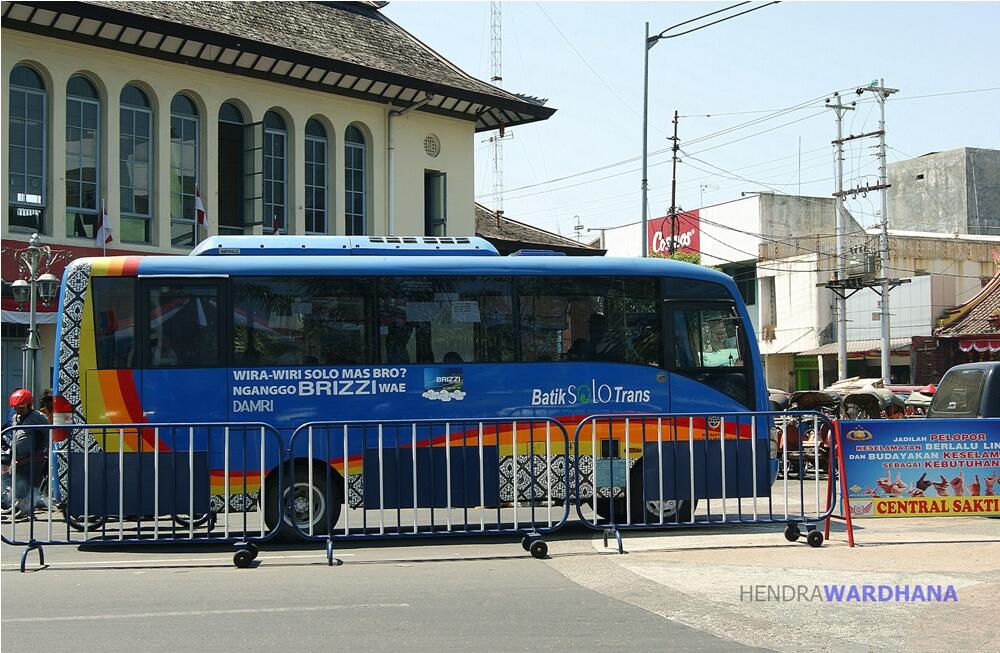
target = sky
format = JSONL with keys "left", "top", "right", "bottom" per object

{"left": 381, "top": 1, "right": 1000, "bottom": 239}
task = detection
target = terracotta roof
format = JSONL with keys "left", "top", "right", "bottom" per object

{"left": 935, "top": 259, "right": 1000, "bottom": 337}
{"left": 474, "top": 204, "right": 604, "bottom": 256}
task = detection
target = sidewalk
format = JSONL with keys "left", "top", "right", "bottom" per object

{"left": 546, "top": 516, "right": 1000, "bottom": 652}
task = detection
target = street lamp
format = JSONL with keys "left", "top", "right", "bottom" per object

{"left": 9, "top": 233, "right": 65, "bottom": 398}
{"left": 641, "top": 1, "right": 781, "bottom": 257}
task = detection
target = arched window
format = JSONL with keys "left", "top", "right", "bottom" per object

{"left": 217, "top": 102, "right": 245, "bottom": 235}
{"left": 344, "top": 125, "right": 367, "bottom": 236}
{"left": 170, "top": 93, "right": 199, "bottom": 247}
{"left": 66, "top": 74, "right": 100, "bottom": 239}
{"left": 304, "top": 118, "right": 328, "bottom": 234}
{"left": 263, "top": 110, "right": 287, "bottom": 234}
{"left": 119, "top": 84, "right": 152, "bottom": 243}
{"left": 8, "top": 65, "right": 46, "bottom": 232}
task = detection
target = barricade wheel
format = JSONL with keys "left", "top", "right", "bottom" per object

{"left": 806, "top": 530, "right": 824, "bottom": 548}
{"left": 529, "top": 539, "right": 548, "bottom": 559}
{"left": 246, "top": 542, "right": 259, "bottom": 560}
{"left": 784, "top": 525, "right": 801, "bottom": 542}
{"left": 233, "top": 549, "right": 254, "bottom": 568}
{"left": 521, "top": 535, "right": 532, "bottom": 551}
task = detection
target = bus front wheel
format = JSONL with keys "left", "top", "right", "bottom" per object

{"left": 265, "top": 463, "right": 343, "bottom": 542}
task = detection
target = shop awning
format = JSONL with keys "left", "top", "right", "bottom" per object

{"left": 798, "top": 337, "right": 911, "bottom": 357}
{"left": 958, "top": 338, "right": 1000, "bottom": 353}
{"left": 1, "top": 309, "right": 58, "bottom": 325}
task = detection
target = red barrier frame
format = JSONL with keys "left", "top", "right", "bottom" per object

{"left": 823, "top": 420, "right": 855, "bottom": 547}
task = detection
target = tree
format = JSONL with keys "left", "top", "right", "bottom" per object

{"left": 651, "top": 250, "right": 701, "bottom": 265}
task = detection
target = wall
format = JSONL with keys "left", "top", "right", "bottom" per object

{"left": 698, "top": 196, "right": 760, "bottom": 266}
{"left": 845, "top": 274, "right": 956, "bottom": 341}
{"left": 2, "top": 29, "right": 477, "bottom": 250}
{"left": 887, "top": 147, "right": 1000, "bottom": 237}
{"left": 967, "top": 148, "right": 1000, "bottom": 237}
{"left": 763, "top": 352, "right": 794, "bottom": 392}
{"left": 756, "top": 253, "right": 833, "bottom": 358}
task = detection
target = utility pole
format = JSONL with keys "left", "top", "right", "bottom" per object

{"left": 824, "top": 80, "right": 901, "bottom": 386}
{"left": 668, "top": 110, "right": 680, "bottom": 256}
{"left": 826, "top": 93, "right": 854, "bottom": 381}
{"left": 858, "top": 79, "right": 899, "bottom": 384}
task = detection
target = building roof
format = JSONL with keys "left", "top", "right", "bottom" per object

{"left": 1, "top": 1, "right": 554, "bottom": 131}
{"left": 474, "top": 204, "right": 605, "bottom": 256}
{"left": 935, "top": 253, "right": 1000, "bottom": 337}
{"left": 798, "top": 337, "right": 912, "bottom": 357}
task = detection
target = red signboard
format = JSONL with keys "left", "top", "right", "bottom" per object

{"left": 646, "top": 210, "right": 700, "bottom": 256}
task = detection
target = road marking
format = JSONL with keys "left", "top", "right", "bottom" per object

{"left": 0, "top": 552, "right": 354, "bottom": 569}
{"left": 4, "top": 603, "right": 410, "bottom": 623}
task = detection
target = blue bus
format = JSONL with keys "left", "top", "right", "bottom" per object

{"left": 52, "top": 236, "right": 769, "bottom": 537}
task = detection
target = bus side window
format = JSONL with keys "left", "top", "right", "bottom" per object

{"left": 93, "top": 277, "right": 136, "bottom": 369}
{"left": 232, "top": 277, "right": 373, "bottom": 367}
{"left": 146, "top": 282, "right": 220, "bottom": 368}
{"left": 377, "top": 277, "right": 515, "bottom": 364}
{"left": 518, "top": 277, "right": 661, "bottom": 366}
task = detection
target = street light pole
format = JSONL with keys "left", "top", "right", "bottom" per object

{"left": 641, "top": 21, "right": 651, "bottom": 258}
{"left": 640, "top": 2, "right": 781, "bottom": 260}
{"left": 10, "top": 233, "right": 62, "bottom": 398}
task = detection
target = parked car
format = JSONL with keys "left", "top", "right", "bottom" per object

{"left": 927, "top": 361, "right": 1000, "bottom": 418}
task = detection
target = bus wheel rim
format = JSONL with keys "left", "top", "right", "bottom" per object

{"left": 286, "top": 482, "right": 325, "bottom": 529}
{"left": 645, "top": 500, "right": 678, "bottom": 518}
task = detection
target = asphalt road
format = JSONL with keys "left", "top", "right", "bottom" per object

{"left": 4, "top": 513, "right": 998, "bottom": 652}
{"left": 1, "top": 531, "right": 766, "bottom": 652}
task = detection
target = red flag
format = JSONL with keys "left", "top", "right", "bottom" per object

{"left": 195, "top": 185, "right": 207, "bottom": 227}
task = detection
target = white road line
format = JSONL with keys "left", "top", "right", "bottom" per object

{"left": 0, "top": 552, "right": 354, "bottom": 569}
{"left": 4, "top": 604, "right": 410, "bottom": 623}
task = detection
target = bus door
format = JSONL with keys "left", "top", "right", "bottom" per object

{"left": 660, "top": 299, "right": 768, "bottom": 499}
{"left": 139, "top": 277, "right": 228, "bottom": 441}
{"left": 665, "top": 300, "right": 751, "bottom": 412}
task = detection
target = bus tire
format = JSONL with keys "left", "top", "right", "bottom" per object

{"left": 594, "top": 461, "right": 695, "bottom": 525}
{"left": 265, "top": 462, "right": 342, "bottom": 542}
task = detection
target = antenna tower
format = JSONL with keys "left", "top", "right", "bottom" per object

{"left": 490, "top": 1, "right": 505, "bottom": 214}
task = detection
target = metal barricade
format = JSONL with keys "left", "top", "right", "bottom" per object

{"left": 573, "top": 411, "right": 838, "bottom": 552}
{"left": 286, "top": 417, "right": 571, "bottom": 563}
{"left": 1, "top": 421, "right": 285, "bottom": 571}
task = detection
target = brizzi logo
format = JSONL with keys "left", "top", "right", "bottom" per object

{"left": 530, "top": 380, "right": 650, "bottom": 406}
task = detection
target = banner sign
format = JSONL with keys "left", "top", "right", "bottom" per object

{"left": 647, "top": 210, "right": 700, "bottom": 256}
{"left": 840, "top": 419, "right": 1000, "bottom": 518}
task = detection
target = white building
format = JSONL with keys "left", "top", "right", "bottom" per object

{"left": 602, "top": 193, "right": 1000, "bottom": 391}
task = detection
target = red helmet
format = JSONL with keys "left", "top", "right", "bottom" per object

{"left": 9, "top": 388, "right": 33, "bottom": 408}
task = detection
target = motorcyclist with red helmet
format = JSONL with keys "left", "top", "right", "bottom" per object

{"left": 2, "top": 389, "right": 51, "bottom": 517}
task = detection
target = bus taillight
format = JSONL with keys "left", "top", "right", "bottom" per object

{"left": 52, "top": 395, "right": 73, "bottom": 441}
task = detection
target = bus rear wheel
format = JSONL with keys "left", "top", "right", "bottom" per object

{"left": 594, "top": 461, "right": 695, "bottom": 525}
{"left": 265, "top": 463, "right": 342, "bottom": 542}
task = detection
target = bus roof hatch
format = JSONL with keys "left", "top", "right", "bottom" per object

{"left": 189, "top": 236, "right": 500, "bottom": 257}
